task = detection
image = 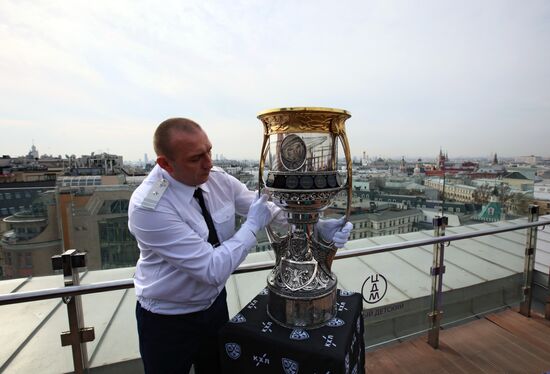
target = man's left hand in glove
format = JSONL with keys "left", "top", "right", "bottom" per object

{"left": 316, "top": 216, "right": 353, "bottom": 248}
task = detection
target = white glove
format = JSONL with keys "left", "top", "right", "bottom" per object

{"left": 316, "top": 217, "right": 353, "bottom": 248}
{"left": 243, "top": 194, "right": 272, "bottom": 235}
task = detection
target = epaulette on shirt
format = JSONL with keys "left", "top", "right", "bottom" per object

{"left": 210, "top": 166, "right": 225, "bottom": 174}
{"left": 140, "top": 178, "right": 169, "bottom": 210}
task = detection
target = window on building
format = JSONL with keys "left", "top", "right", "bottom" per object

{"left": 23, "top": 253, "right": 32, "bottom": 268}
{"left": 98, "top": 199, "right": 130, "bottom": 215}
{"left": 0, "top": 193, "right": 3, "bottom": 200}
{"left": 15, "top": 192, "right": 21, "bottom": 199}
{"left": 8, "top": 207, "right": 15, "bottom": 214}
{"left": 5, "top": 193, "right": 12, "bottom": 200}
{"left": 99, "top": 217, "right": 139, "bottom": 269}
{"left": 5, "top": 252, "right": 12, "bottom": 265}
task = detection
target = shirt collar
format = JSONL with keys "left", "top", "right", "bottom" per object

{"left": 158, "top": 166, "right": 211, "bottom": 203}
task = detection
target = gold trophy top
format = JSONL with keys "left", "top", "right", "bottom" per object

{"left": 257, "top": 107, "right": 351, "bottom": 136}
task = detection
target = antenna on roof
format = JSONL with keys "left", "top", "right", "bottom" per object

{"left": 441, "top": 157, "right": 446, "bottom": 217}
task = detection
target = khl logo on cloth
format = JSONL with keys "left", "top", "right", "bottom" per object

{"left": 229, "top": 313, "right": 246, "bottom": 323}
{"left": 282, "top": 358, "right": 299, "bottom": 374}
{"left": 289, "top": 329, "right": 310, "bottom": 340}
{"left": 225, "top": 342, "right": 241, "bottom": 360}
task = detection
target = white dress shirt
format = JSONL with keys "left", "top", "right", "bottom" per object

{"left": 129, "top": 164, "right": 276, "bottom": 315}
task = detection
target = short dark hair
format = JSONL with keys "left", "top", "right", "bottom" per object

{"left": 153, "top": 118, "right": 203, "bottom": 159}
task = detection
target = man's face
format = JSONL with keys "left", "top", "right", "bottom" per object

{"left": 158, "top": 129, "right": 213, "bottom": 186}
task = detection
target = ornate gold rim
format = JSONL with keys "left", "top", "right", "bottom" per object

{"left": 257, "top": 106, "right": 350, "bottom": 118}
{"left": 257, "top": 106, "right": 353, "bottom": 220}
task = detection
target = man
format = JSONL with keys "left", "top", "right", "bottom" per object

{"left": 129, "top": 118, "right": 352, "bottom": 373}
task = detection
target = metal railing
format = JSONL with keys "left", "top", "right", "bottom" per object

{"left": 1, "top": 206, "right": 549, "bottom": 373}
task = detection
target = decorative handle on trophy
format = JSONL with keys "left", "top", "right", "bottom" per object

{"left": 258, "top": 133, "right": 287, "bottom": 245}
{"left": 338, "top": 132, "right": 353, "bottom": 222}
{"left": 258, "top": 133, "right": 269, "bottom": 197}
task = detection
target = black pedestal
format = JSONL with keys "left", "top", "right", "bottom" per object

{"left": 219, "top": 288, "right": 365, "bottom": 373}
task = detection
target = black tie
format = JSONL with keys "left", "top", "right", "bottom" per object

{"left": 193, "top": 188, "right": 220, "bottom": 247}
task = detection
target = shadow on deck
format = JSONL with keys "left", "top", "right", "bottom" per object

{"left": 366, "top": 309, "right": 550, "bottom": 373}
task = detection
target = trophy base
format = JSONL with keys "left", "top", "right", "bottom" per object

{"left": 266, "top": 283, "right": 337, "bottom": 329}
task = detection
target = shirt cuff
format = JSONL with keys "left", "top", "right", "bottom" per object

{"left": 234, "top": 224, "right": 258, "bottom": 251}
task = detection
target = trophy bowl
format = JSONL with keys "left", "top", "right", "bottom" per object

{"left": 257, "top": 107, "right": 352, "bottom": 328}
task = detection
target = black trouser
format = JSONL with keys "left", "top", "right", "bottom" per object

{"left": 136, "top": 288, "right": 229, "bottom": 374}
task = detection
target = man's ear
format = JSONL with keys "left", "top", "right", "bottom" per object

{"left": 156, "top": 156, "right": 173, "bottom": 173}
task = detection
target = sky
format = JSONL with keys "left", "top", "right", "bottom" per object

{"left": 0, "top": 0, "right": 549, "bottom": 162}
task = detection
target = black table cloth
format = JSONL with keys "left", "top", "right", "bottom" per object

{"left": 219, "top": 288, "right": 365, "bottom": 373}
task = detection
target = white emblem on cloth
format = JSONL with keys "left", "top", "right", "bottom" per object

{"left": 336, "top": 301, "right": 348, "bottom": 312}
{"left": 340, "top": 290, "right": 355, "bottom": 296}
{"left": 230, "top": 313, "right": 246, "bottom": 323}
{"left": 327, "top": 317, "right": 345, "bottom": 327}
{"left": 261, "top": 321, "right": 273, "bottom": 333}
{"left": 253, "top": 353, "right": 270, "bottom": 367}
{"left": 323, "top": 335, "right": 336, "bottom": 347}
{"left": 225, "top": 343, "right": 241, "bottom": 360}
{"left": 289, "top": 329, "right": 310, "bottom": 340}
{"left": 282, "top": 358, "right": 299, "bottom": 374}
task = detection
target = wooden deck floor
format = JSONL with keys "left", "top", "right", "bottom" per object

{"left": 366, "top": 310, "right": 550, "bottom": 374}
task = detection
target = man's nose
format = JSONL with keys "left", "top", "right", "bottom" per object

{"left": 203, "top": 153, "right": 213, "bottom": 169}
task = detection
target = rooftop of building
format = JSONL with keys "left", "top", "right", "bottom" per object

{"left": 350, "top": 207, "right": 423, "bottom": 221}
{"left": 0, "top": 216, "right": 548, "bottom": 372}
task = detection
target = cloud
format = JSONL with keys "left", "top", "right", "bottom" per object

{"left": 0, "top": 0, "right": 549, "bottom": 160}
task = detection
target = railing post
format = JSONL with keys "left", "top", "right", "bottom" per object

{"left": 546, "top": 263, "right": 550, "bottom": 320}
{"left": 519, "top": 205, "right": 539, "bottom": 317}
{"left": 51, "top": 250, "right": 95, "bottom": 374}
{"left": 428, "top": 216, "right": 447, "bottom": 349}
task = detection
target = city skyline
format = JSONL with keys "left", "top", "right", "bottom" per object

{"left": 3, "top": 141, "right": 545, "bottom": 164}
{"left": 1, "top": 1, "right": 549, "bottom": 161}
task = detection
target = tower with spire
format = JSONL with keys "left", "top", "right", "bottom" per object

{"left": 437, "top": 148, "right": 447, "bottom": 170}
{"left": 476, "top": 186, "right": 505, "bottom": 222}
{"left": 400, "top": 156, "right": 406, "bottom": 173}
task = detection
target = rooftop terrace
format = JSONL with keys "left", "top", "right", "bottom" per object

{"left": 0, "top": 215, "right": 549, "bottom": 373}
{"left": 367, "top": 309, "right": 550, "bottom": 373}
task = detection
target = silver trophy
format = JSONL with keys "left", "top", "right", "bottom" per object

{"left": 257, "top": 107, "right": 352, "bottom": 328}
